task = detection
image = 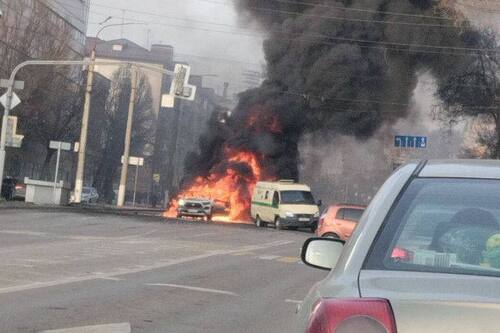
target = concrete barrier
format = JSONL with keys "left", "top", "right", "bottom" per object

{"left": 24, "top": 178, "right": 71, "bottom": 205}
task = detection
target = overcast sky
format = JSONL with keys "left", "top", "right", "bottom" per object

{"left": 87, "top": 1, "right": 499, "bottom": 97}
{"left": 88, "top": 0, "right": 265, "bottom": 61}
{"left": 87, "top": 0, "right": 266, "bottom": 96}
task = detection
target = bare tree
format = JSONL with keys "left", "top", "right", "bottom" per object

{"left": 436, "top": 29, "right": 499, "bottom": 158}
{"left": 92, "top": 67, "right": 154, "bottom": 202}
{"left": 0, "top": 0, "right": 86, "bottom": 179}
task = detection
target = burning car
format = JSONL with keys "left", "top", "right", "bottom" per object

{"left": 177, "top": 198, "right": 214, "bottom": 221}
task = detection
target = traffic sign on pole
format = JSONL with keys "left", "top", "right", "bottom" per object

{"left": 395, "top": 135, "right": 428, "bottom": 149}
{"left": 121, "top": 155, "right": 144, "bottom": 166}
{"left": 167, "top": 64, "right": 197, "bottom": 102}
{"left": 0, "top": 79, "right": 24, "bottom": 90}
{"left": 0, "top": 92, "right": 21, "bottom": 110}
{"left": 49, "top": 141, "right": 72, "bottom": 151}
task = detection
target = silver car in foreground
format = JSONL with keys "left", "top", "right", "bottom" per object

{"left": 297, "top": 160, "right": 500, "bottom": 333}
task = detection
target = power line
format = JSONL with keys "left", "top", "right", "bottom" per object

{"left": 80, "top": 1, "right": 500, "bottom": 54}
{"left": 123, "top": 19, "right": 500, "bottom": 56}
{"left": 185, "top": 0, "right": 461, "bottom": 21}
{"left": 88, "top": 1, "right": 467, "bottom": 30}
{"left": 85, "top": 11, "right": 499, "bottom": 56}
{"left": 264, "top": 0, "right": 458, "bottom": 21}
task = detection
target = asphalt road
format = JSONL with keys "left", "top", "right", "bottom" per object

{"left": 0, "top": 209, "right": 327, "bottom": 333}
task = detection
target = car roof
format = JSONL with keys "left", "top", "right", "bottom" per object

{"left": 329, "top": 204, "right": 366, "bottom": 209}
{"left": 256, "top": 181, "right": 311, "bottom": 191}
{"left": 418, "top": 159, "right": 500, "bottom": 179}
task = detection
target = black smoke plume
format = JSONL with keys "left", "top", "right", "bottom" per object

{"left": 182, "top": 0, "right": 486, "bottom": 186}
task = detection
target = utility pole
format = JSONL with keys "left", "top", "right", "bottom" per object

{"left": 0, "top": 86, "right": 13, "bottom": 185}
{"left": 74, "top": 22, "right": 146, "bottom": 203}
{"left": 74, "top": 47, "right": 96, "bottom": 203}
{"left": 117, "top": 67, "right": 138, "bottom": 207}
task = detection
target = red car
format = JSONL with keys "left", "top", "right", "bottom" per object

{"left": 316, "top": 204, "right": 366, "bottom": 240}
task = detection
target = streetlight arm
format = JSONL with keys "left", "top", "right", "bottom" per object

{"left": 7, "top": 59, "right": 173, "bottom": 86}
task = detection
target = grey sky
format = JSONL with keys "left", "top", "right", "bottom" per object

{"left": 87, "top": 0, "right": 266, "bottom": 96}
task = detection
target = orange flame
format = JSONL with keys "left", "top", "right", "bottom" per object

{"left": 165, "top": 148, "right": 272, "bottom": 222}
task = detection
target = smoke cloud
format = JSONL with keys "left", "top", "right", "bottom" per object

{"left": 177, "top": 0, "right": 486, "bottom": 214}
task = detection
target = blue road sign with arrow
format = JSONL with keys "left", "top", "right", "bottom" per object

{"left": 395, "top": 135, "right": 428, "bottom": 149}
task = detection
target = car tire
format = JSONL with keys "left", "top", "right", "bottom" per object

{"left": 310, "top": 222, "right": 318, "bottom": 233}
{"left": 205, "top": 214, "right": 213, "bottom": 222}
{"left": 255, "top": 216, "right": 264, "bottom": 227}
{"left": 275, "top": 217, "right": 284, "bottom": 230}
{"left": 323, "top": 232, "right": 340, "bottom": 239}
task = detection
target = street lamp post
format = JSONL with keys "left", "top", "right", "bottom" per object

{"left": 74, "top": 22, "right": 146, "bottom": 203}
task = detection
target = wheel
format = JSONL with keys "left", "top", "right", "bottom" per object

{"left": 205, "top": 214, "right": 213, "bottom": 222}
{"left": 275, "top": 217, "right": 284, "bottom": 230}
{"left": 322, "top": 232, "right": 340, "bottom": 239}
{"left": 255, "top": 216, "right": 264, "bottom": 227}
{"left": 310, "top": 222, "right": 318, "bottom": 233}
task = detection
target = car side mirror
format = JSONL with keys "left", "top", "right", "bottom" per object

{"left": 301, "top": 237, "right": 345, "bottom": 270}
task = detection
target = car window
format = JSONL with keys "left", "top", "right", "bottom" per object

{"left": 272, "top": 192, "right": 279, "bottom": 206}
{"left": 335, "top": 208, "right": 344, "bottom": 219}
{"left": 280, "top": 191, "right": 315, "bottom": 205}
{"left": 343, "top": 208, "right": 364, "bottom": 222}
{"left": 365, "top": 178, "right": 500, "bottom": 278}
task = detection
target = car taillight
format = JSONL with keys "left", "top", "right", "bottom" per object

{"left": 306, "top": 298, "right": 397, "bottom": 333}
{"left": 15, "top": 185, "right": 23, "bottom": 190}
{"left": 390, "top": 247, "right": 414, "bottom": 263}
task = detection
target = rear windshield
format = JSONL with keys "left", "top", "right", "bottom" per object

{"left": 280, "top": 191, "right": 315, "bottom": 205}
{"left": 365, "top": 178, "right": 500, "bottom": 278}
{"left": 339, "top": 208, "right": 364, "bottom": 222}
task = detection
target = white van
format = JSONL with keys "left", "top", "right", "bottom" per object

{"left": 251, "top": 180, "right": 321, "bottom": 230}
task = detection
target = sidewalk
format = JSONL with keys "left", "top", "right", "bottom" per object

{"left": 0, "top": 201, "right": 165, "bottom": 218}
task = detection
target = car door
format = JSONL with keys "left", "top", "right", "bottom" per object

{"left": 261, "top": 190, "right": 272, "bottom": 222}
{"left": 359, "top": 177, "right": 500, "bottom": 333}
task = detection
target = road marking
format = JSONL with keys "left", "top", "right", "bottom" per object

{"left": 95, "top": 277, "right": 124, "bottom": 281}
{"left": 39, "top": 322, "right": 131, "bottom": 333}
{"left": 230, "top": 251, "right": 255, "bottom": 256}
{"left": 0, "top": 230, "right": 48, "bottom": 237}
{"left": 277, "top": 256, "right": 300, "bottom": 263}
{"left": 285, "top": 299, "right": 302, "bottom": 304}
{"left": 146, "top": 283, "right": 239, "bottom": 296}
{"left": 0, "top": 240, "right": 292, "bottom": 295}
{"left": 190, "top": 232, "right": 219, "bottom": 238}
{"left": 259, "top": 255, "right": 281, "bottom": 260}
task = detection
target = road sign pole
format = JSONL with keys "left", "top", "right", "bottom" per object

{"left": 133, "top": 164, "right": 139, "bottom": 207}
{"left": 53, "top": 142, "right": 62, "bottom": 204}
{"left": 117, "top": 67, "right": 138, "bottom": 207}
{"left": 0, "top": 84, "right": 13, "bottom": 184}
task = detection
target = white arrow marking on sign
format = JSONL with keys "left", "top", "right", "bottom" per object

{"left": 39, "top": 323, "right": 131, "bottom": 333}
{"left": 0, "top": 92, "right": 21, "bottom": 109}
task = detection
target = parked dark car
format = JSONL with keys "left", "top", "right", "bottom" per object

{"left": 1, "top": 177, "right": 16, "bottom": 201}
